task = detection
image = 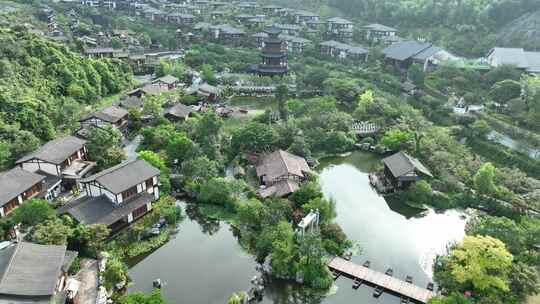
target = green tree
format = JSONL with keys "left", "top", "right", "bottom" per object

{"left": 276, "top": 83, "right": 289, "bottom": 121}
{"left": 182, "top": 156, "right": 219, "bottom": 192}
{"left": 12, "top": 199, "right": 55, "bottom": 226}
{"left": 270, "top": 221, "right": 297, "bottom": 278}
{"left": 0, "top": 141, "right": 12, "bottom": 170}
{"left": 201, "top": 64, "right": 217, "bottom": 85}
{"left": 138, "top": 150, "right": 171, "bottom": 195}
{"left": 231, "top": 122, "right": 276, "bottom": 153}
{"left": 470, "top": 120, "right": 490, "bottom": 138}
{"left": 303, "top": 67, "right": 329, "bottom": 88}
{"left": 323, "top": 77, "right": 359, "bottom": 105}
{"left": 198, "top": 178, "right": 244, "bottom": 210}
{"left": 436, "top": 235, "right": 513, "bottom": 295}
{"left": 103, "top": 255, "right": 128, "bottom": 291}
{"left": 408, "top": 180, "right": 433, "bottom": 206}
{"left": 166, "top": 132, "right": 197, "bottom": 165}
{"left": 119, "top": 289, "right": 168, "bottom": 304}
{"left": 408, "top": 64, "right": 425, "bottom": 86}
{"left": 81, "top": 224, "right": 110, "bottom": 256}
{"left": 30, "top": 218, "right": 73, "bottom": 245}
{"left": 428, "top": 293, "right": 472, "bottom": 304}
{"left": 466, "top": 216, "right": 525, "bottom": 254}
{"left": 489, "top": 80, "right": 521, "bottom": 104}
{"left": 381, "top": 128, "right": 414, "bottom": 151}
{"left": 301, "top": 197, "right": 336, "bottom": 224}
{"left": 473, "top": 162, "right": 498, "bottom": 196}
{"left": 86, "top": 126, "right": 125, "bottom": 170}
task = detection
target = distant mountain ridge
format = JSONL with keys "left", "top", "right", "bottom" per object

{"left": 496, "top": 10, "right": 540, "bottom": 50}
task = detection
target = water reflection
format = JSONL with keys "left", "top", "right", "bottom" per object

{"left": 129, "top": 152, "right": 466, "bottom": 304}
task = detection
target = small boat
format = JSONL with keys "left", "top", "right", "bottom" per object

{"left": 427, "top": 282, "right": 434, "bottom": 291}
{"left": 385, "top": 268, "right": 393, "bottom": 276}
{"left": 405, "top": 275, "right": 413, "bottom": 284}
{"left": 363, "top": 260, "right": 371, "bottom": 268}
{"left": 352, "top": 278, "right": 363, "bottom": 289}
{"left": 373, "top": 286, "right": 384, "bottom": 298}
{"left": 401, "top": 296, "right": 410, "bottom": 304}
{"left": 153, "top": 279, "right": 162, "bottom": 289}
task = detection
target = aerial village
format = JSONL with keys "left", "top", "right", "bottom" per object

{"left": 0, "top": 0, "right": 540, "bottom": 304}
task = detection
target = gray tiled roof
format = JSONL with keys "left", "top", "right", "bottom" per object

{"left": 382, "top": 40, "right": 432, "bottom": 61}
{"left": 382, "top": 152, "right": 433, "bottom": 178}
{"left": 0, "top": 242, "right": 66, "bottom": 296}
{"left": 16, "top": 136, "right": 86, "bottom": 165}
{"left": 488, "top": 48, "right": 528, "bottom": 68}
{"left": 165, "top": 103, "right": 193, "bottom": 119}
{"left": 58, "top": 193, "right": 153, "bottom": 226}
{"left": 82, "top": 106, "right": 128, "bottom": 123}
{"left": 155, "top": 75, "right": 179, "bottom": 85}
{"left": 413, "top": 45, "right": 443, "bottom": 61}
{"left": 120, "top": 96, "right": 143, "bottom": 109}
{"left": 327, "top": 17, "right": 352, "bottom": 24}
{"left": 364, "top": 23, "right": 397, "bottom": 32}
{"left": 0, "top": 168, "right": 45, "bottom": 206}
{"left": 256, "top": 150, "right": 310, "bottom": 183}
{"left": 81, "top": 159, "right": 160, "bottom": 194}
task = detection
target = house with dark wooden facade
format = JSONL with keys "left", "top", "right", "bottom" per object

{"left": 362, "top": 23, "right": 398, "bottom": 43}
{"left": 326, "top": 17, "right": 354, "bottom": 42}
{"left": 382, "top": 40, "right": 453, "bottom": 70}
{"left": 16, "top": 136, "right": 95, "bottom": 197}
{"left": 164, "top": 103, "right": 194, "bottom": 122}
{"left": 210, "top": 24, "right": 246, "bottom": 46}
{"left": 153, "top": 75, "right": 180, "bottom": 90}
{"left": 320, "top": 40, "right": 368, "bottom": 62}
{"left": 382, "top": 152, "right": 432, "bottom": 189}
{"left": 256, "top": 150, "right": 311, "bottom": 198}
{"left": 167, "top": 13, "right": 196, "bottom": 26}
{"left": 292, "top": 10, "right": 319, "bottom": 25}
{"left": 0, "top": 242, "right": 76, "bottom": 303}
{"left": 0, "top": 168, "right": 46, "bottom": 217}
{"left": 78, "top": 106, "right": 129, "bottom": 137}
{"left": 59, "top": 159, "right": 160, "bottom": 233}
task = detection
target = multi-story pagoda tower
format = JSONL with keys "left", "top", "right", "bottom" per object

{"left": 254, "top": 27, "right": 288, "bottom": 77}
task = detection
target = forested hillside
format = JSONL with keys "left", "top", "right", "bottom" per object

{"left": 0, "top": 28, "right": 132, "bottom": 170}
{"left": 328, "top": 0, "right": 540, "bottom": 56}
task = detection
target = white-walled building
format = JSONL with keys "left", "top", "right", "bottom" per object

{"left": 59, "top": 159, "right": 160, "bottom": 233}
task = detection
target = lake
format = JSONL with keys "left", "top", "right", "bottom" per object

{"left": 129, "top": 151, "right": 467, "bottom": 303}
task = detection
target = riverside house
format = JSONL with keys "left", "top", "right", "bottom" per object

{"left": 0, "top": 168, "right": 46, "bottom": 217}
{"left": 0, "top": 242, "right": 77, "bottom": 304}
{"left": 16, "top": 136, "right": 95, "bottom": 196}
{"left": 59, "top": 159, "right": 160, "bottom": 233}
{"left": 78, "top": 105, "right": 129, "bottom": 137}
{"left": 256, "top": 150, "right": 311, "bottom": 198}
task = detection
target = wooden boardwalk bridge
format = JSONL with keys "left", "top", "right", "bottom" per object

{"left": 327, "top": 257, "right": 436, "bottom": 303}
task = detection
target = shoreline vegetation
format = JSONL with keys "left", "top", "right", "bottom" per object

{"left": 1, "top": 0, "right": 540, "bottom": 303}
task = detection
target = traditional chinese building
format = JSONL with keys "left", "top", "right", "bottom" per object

{"left": 251, "top": 27, "right": 288, "bottom": 77}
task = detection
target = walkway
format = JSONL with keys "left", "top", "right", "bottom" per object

{"left": 327, "top": 257, "right": 436, "bottom": 303}
{"left": 75, "top": 259, "right": 98, "bottom": 304}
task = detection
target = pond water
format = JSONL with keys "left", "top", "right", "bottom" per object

{"left": 129, "top": 151, "right": 467, "bottom": 304}
{"left": 488, "top": 130, "right": 540, "bottom": 159}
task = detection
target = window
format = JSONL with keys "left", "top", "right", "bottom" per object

{"left": 146, "top": 178, "right": 154, "bottom": 189}
{"left": 23, "top": 183, "right": 42, "bottom": 200}
{"left": 121, "top": 186, "right": 138, "bottom": 201}
{"left": 3, "top": 198, "right": 19, "bottom": 215}
{"left": 132, "top": 205, "right": 148, "bottom": 219}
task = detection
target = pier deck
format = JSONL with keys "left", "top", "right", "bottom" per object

{"left": 327, "top": 257, "right": 436, "bottom": 303}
